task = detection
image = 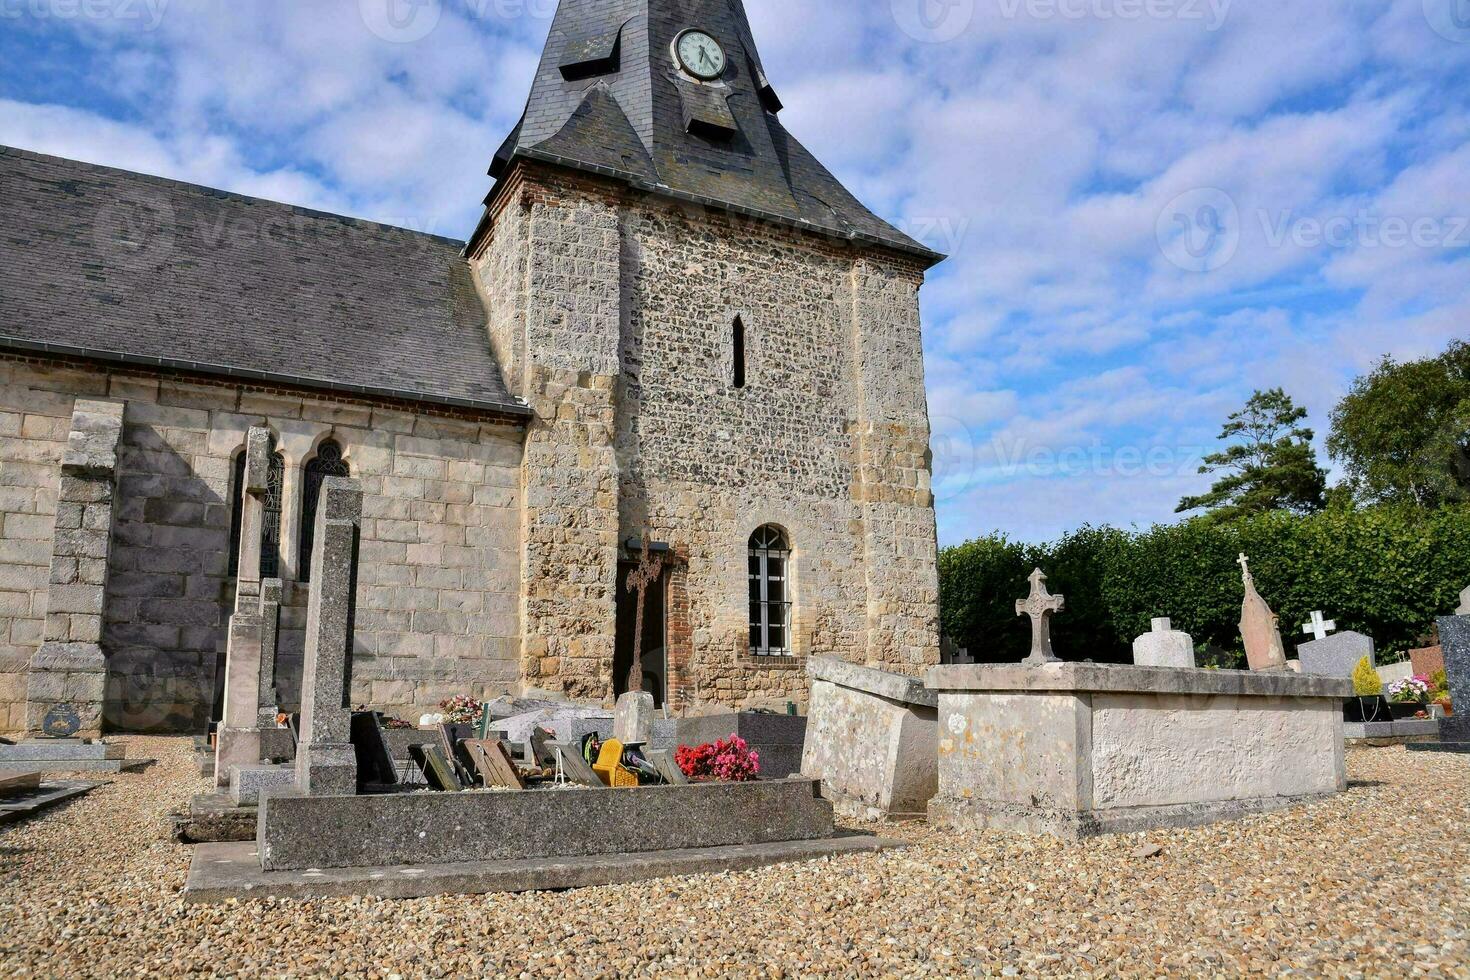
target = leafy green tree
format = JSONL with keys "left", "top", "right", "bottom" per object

{"left": 1177, "top": 388, "right": 1327, "bottom": 520}
{"left": 1327, "top": 340, "right": 1470, "bottom": 508}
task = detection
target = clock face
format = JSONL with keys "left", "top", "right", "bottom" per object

{"left": 676, "top": 30, "right": 726, "bottom": 80}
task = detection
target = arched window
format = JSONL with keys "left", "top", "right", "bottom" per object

{"left": 298, "top": 439, "right": 350, "bottom": 583}
{"left": 748, "top": 524, "right": 791, "bottom": 656}
{"left": 732, "top": 315, "right": 747, "bottom": 389}
{"left": 227, "top": 441, "right": 285, "bottom": 578}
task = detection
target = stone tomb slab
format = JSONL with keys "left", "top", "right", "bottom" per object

{"left": 257, "top": 778, "right": 836, "bottom": 872}
{"left": 0, "top": 780, "right": 102, "bottom": 825}
{"left": 185, "top": 832, "right": 904, "bottom": 904}
{"left": 0, "top": 740, "right": 153, "bottom": 776}
{"left": 926, "top": 663, "right": 1351, "bottom": 839}
{"left": 678, "top": 712, "right": 808, "bottom": 779}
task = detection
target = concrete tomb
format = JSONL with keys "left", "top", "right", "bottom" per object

{"left": 1132, "top": 618, "right": 1196, "bottom": 669}
{"left": 1238, "top": 554, "right": 1289, "bottom": 672}
{"left": 800, "top": 657, "right": 937, "bottom": 820}
{"left": 926, "top": 663, "right": 1350, "bottom": 838}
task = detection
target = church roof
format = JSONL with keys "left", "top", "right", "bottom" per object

{"left": 0, "top": 146, "right": 529, "bottom": 418}
{"left": 471, "top": 0, "right": 943, "bottom": 266}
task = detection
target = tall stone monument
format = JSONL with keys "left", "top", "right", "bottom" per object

{"left": 1429, "top": 615, "right": 1470, "bottom": 748}
{"left": 215, "top": 428, "right": 274, "bottom": 785}
{"left": 1016, "top": 569, "right": 1064, "bottom": 666}
{"left": 1238, "top": 554, "right": 1288, "bottom": 672}
{"left": 25, "top": 399, "right": 125, "bottom": 739}
{"left": 1133, "top": 618, "right": 1195, "bottom": 668}
{"left": 294, "top": 476, "right": 363, "bottom": 796}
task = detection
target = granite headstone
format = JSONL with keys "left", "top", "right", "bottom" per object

{"left": 1435, "top": 615, "right": 1469, "bottom": 744}
{"left": 1297, "top": 630, "right": 1376, "bottom": 680}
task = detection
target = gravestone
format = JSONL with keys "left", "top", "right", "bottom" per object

{"left": 549, "top": 741, "right": 605, "bottom": 788}
{"left": 1434, "top": 616, "right": 1470, "bottom": 745}
{"left": 256, "top": 578, "right": 284, "bottom": 729}
{"left": 1458, "top": 587, "right": 1470, "bottom": 616}
{"left": 1298, "top": 631, "right": 1376, "bottom": 679}
{"left": 1133, "top": 618, "right": 1195, "bottom": 668}
{"left": 294, "top": 477, "right": 362, "bottom": 797}
{"left": 613, "top": 691, "right": 655, "bottom": 745}
{"left": 409, "top": 744, "right": 462, "bottom": 791}
{"left": 1015, "top": 569, "right": 1064, "bottom": 666}
{"left": 1238, "top": 554, "right": 1288, "bottom": 671}
{"left": 216, "top": 427, "right": 274, "bottom": 786}
{"left": 25, "top": 399, "right": 125, "bottom": 739}
{"left": 646, "top": 748, "right": 688, "bottom": 785}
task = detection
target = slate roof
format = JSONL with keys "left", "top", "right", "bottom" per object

{"left": 0, "top": 146, "right": 529, "bottom": 417}
{"left": 471, "top": 0, "right": 944, "bottom": 266}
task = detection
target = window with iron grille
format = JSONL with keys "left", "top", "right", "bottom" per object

{"left": 298, "top": 440, "right": 350, "bottom": 583}
{"left": 227, "top": 443, "right": 285, "bottom": 579}
{"left": 748, "top": 524, "right": 792, "bottom": 656}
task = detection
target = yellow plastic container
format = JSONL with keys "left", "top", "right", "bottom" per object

{"left": 592, "top": 738, "right": 640, "bottom": 788}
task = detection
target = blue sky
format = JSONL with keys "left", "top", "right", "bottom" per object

{"left": 2, "top": 0, "right": 1467, "bottom": 545}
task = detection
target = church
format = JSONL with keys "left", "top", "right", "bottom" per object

{"left": 0, "top": 0, "right": 942, "bottom": 735}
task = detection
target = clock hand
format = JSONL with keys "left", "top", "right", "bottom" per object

{"left": 701, "top": 48, "right": 715, "bottom": 69}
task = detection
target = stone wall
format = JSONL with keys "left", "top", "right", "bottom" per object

{"left": 0, "top": 356, "right": 525, "bottom": 734}
{"left": 472, "top": 162, "right": 940, "bottom": 710}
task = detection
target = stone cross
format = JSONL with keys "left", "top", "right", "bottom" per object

{"left": 1301, "top": 611, "right": 1337, "bottom": 642}
{"left": 624, "top": 531, "right": 666, "bottom": 693}
{"left": 295, "top": 476, "right": 363, "bottom": 797}
{"left": 1016, "top": 568, "right": 1064, "bottom": 666}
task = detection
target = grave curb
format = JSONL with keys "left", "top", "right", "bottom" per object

{"left": 183, "top": 833, "right": 905, "bottom": 903}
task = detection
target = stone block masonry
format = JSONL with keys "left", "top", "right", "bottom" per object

{"left": 0, "top": 357, "right": 526, "bottom": 734}
{"left": 25, "top": 398, "right": 124, "bottom": 738}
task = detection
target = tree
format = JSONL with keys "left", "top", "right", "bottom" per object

{"left": 1327, "top": 340, "right": 1470, "bottom": 508}
{"left": 1177, "top": 388, "right": 1327, "bottom": 521}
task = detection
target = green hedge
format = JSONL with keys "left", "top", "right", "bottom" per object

{"left": 939, "top": 506, "right": 1470, "bottom": 666}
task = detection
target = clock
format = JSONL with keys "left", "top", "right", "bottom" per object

{"left": 675, "top": 29, "right": 726, "bottom": 81}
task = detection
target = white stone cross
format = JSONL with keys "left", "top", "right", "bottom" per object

{"left": 1301, "top": 611, "right": 1336, "bottom": 641}
{"left": 1016, "top": 568, "right": 1064, "bottom": 666}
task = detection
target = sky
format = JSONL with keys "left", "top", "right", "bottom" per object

{"left": 1, "top": 0, "right": 1467, "bottom": 545}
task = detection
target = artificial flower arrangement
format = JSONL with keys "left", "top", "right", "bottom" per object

{"left": 437, "top": 695, "right": 484, "bottom": 726}
{"left": 675, "top": 734, "right": 761, "bottom": 782}
{"left": 1387, "top": 676, "right": 1432, "bottom": 704}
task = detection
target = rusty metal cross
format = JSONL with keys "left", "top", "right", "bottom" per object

{"left": 1016, "top": 568, "right": 1064, "bottom": 666}
{"left": 625, "top": 531, "right": 666, "bottom": 692}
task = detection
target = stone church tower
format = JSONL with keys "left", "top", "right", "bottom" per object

{"left": 468, "top": 0, "right": 944, "bottom": 709}
{"left": 0, "top": 0, "right": 940, "bottom": 734}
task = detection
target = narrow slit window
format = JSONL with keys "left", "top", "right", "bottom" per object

{"left": 732, "top": 315, "right": 746, "bottom": 389}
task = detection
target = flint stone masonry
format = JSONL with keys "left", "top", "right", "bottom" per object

{"left": 0, "top": 360, "right": 526, "bottom": 735}
{"left": 1132, "top": 618, "right": 1195, "bottom": 669}
{"left": 257, "top": 777, "right": 836, "bottom": 872}
{"left": 24, "top": 399, "right": 125, "bottom": 739}
{"left": 294, "top": 477, "right": 362, "bottom": 797}
{"left": 926, "top": 663, "right": 1350, "bottom": 838}
{"left": 472, "top": 164, "right": 940, "bottom": 711}
{"left": 800, "top": 657, "right": 937, "bottom": 819}
{"left": 1298, "top": 630, "right": 1376, "bottom": 680}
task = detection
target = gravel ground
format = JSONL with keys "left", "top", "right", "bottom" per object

{"left": 0, "top": 737, "right": 1467, "bottom": 978}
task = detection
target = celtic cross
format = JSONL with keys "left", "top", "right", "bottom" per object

{"left": 1016, "top": 568, "right": 1064, "bottom": 666}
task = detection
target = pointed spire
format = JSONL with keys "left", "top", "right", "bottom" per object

{"left": 473, "top": 0, "right": 941, "bottom": 265}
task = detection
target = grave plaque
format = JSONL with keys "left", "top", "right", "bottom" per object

{"left": 349, "top": 712, "right": 398, "bottom": 789}
{"left": 646, "top": 748, "right": 688, "bottom": 785}
{"left": 463, "top": 739, "right": 525, "bottom": 790}
{"left": 409, "top": 744, "right": 462, "bottom": 792}
{"left": 41, "top": 704, "right": 82, "bottom": 739}
{"left": 549, "top": 741, "right": 606, "bottom": 789}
